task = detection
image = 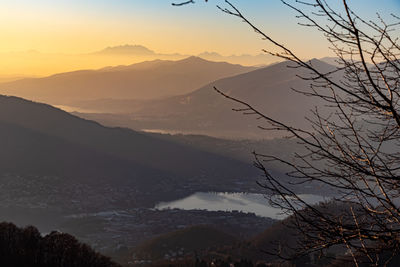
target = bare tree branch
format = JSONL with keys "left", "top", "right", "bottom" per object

{"left": 209, "top": 0, "right": 400, "bottom": 265}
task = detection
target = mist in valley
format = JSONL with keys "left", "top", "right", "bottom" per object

{"left": 0, "top": 1, "right": 398, "bottom": 267}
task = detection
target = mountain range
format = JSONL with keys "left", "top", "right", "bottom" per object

{"left": 0, "top": 44, "right": 277, "bottom": 77}
{"left": 96, "top": 45, "right": 278, "bottom": 66}
{"left": 0, "top": 53, "right": 345, "bottom": 266}
{"left": 0, "top": 56, "right": 340, "bottom": 139}
{"left": 0, "top": 57, "right": 256, "bottom": 105}
{"left": 0, "top": 95, "right": 259, "bottom": 209}
{"left": 73, "top": 59, "right": 337, "bottom": 139}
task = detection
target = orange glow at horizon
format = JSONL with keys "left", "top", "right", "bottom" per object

{"left": 0, "top": 0, "right": 397, "bottom": 77}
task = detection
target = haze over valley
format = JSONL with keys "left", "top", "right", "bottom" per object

{"left": 0, "top": 56, "right": 337, "bottom": 139}
{"left": 1, "top": 1, "right": 398, "bottom": 266}
{"left": 0, "top": 53, "right": 337, "bottom": 265}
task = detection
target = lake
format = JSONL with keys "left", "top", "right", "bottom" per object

{"left": 155, "top": 192, "right": 327, "bottom": 220}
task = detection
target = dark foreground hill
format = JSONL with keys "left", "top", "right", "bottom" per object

{"left": 0, "top": 94, "right": 264, "bottom": 231}
{"left": 0, "top": 222, "right": 120, "bottom": 267}
{"left": 124, "top": 202, "right": 372, "bottom": 267}
{"left": 0, "top": 94, "right": 269, "bottom": 263}
{"left": 133, "top": 225, "right": 238, "bottom": 261}
{"left": 0, "top": 95, "right": 256, "bottom": 180}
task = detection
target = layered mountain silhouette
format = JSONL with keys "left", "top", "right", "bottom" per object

{"left": 0, "top": 95, "right": 259, "bottom": 206}
{"left": 0, "top": 57, "right": 255, "bottom": 105}
{"left": 0, "top": 57, "right": 340, "bottom": 139}
{"left": 76, "top": 59, "right": 338, "bottom": 139}
{"left": 0, "top": 44, "right": 278, "bottom": 77}
{"left": 95, "top": 45, "right": 277, "bottom": 66}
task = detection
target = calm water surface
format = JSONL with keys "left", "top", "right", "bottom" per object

{"left": 156, "top": 192, "right": 327, "bottom": 220}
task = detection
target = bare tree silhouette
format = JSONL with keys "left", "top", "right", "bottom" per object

{"left": 172, "top": 0, "right": 195, "bottom": 6}
{"left": 175, "top": 0, "right": 400, "bottom": 265}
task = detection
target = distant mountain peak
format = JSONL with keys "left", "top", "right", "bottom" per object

{"left": 178, "top": 56, "right": 212, "bottom": 63}
{"left": 98, "top": 45, "right": 155, "bottom": 55}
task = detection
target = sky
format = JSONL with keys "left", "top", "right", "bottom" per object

{"left": 0, "top": 0, "right": 399, "bottom": 76}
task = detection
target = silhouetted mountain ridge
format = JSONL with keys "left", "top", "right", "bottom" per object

{"left": 0, "top": 94, "right": 260, "bottom": 211}
{"left": 76, "top": 59, "right": 338, "bottom": 139}
{"left": 0, "top": 57, "right": 256, "bottom": 104}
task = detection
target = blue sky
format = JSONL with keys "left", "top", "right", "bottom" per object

{"left": 0, "top": 0, "right": 398, "bottom": 56}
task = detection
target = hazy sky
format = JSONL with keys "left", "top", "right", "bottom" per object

{"left": 0, "top": 0, "right": 399, "bottom": 77}
{"left": 1, "top": 0, "right": 399, "bottom": 56}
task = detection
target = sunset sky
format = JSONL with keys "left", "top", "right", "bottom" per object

{"left": 0, "top": 0, "right": 399, "bottom": 76}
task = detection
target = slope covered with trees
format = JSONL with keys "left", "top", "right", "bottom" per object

{"left": 0, "top": 222, "right": 120, "bottom": 267}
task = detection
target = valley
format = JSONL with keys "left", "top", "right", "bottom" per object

{"left": 0, "top": 57, "right": 339, "bottom": 266}
{"left": 1, "top": 1, "right": 398, "bottom": 266}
